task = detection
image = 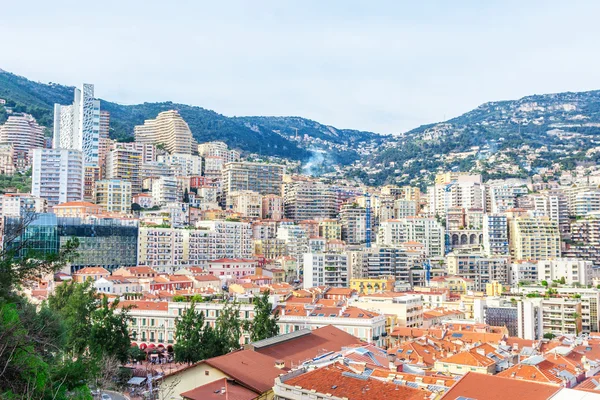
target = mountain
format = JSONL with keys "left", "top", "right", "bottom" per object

{"left": 0, "top": 70, "right": 379, "bottom": 162}
{"left": 344, "top": 90, "right": 600, "bottom": 187}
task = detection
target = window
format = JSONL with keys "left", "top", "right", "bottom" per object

{"left": 205, "top": 371, "right": 210, "bottom": 376}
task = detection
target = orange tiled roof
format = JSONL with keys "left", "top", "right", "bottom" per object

{"left": 74, "top": 267, "right": 110, "bottom": 275}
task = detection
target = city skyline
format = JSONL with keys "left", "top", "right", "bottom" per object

{"left": 3, "top": 1, "right": 600, "bottom": 134}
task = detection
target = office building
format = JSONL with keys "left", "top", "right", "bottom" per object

{"left": 134, "top": 110, "right": 194, "bottom": 155}
{"left": 31, "top": 148, "right": 84, "bottom": 208}
{"left": 95, "top": 179, "right": 132, "bottom": 214}
{"left": 53, "top": 83, "right": 101, "bottom": 165}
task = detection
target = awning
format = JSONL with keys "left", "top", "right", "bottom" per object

{"left": 127, "top": 377, "right": 147, "bottom": 386}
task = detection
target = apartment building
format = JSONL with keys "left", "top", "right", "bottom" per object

{"left": 151, "top": 176, "right": 178, "bottom": 205}
{"left": 318, "top": 219, "right": 342, "bottom": 240}
{"left": 94, "top": 179, "right": 132, "bottom": 214}
{"left": 573, "top": 190, "right": 600, "bottom": 217}
{"left": 197, "top": 141, "right": 240, "bottom": 163}
{"left": 134, "top": 110, "right": 194, "bottom": 155}
{"left": 83, "top": 165, "right": 101, "bottom": 202}
{"left": 339, "top": 203, "right": 367, "bottom": 245}
{"left": 157, "top": 153, "right": 203, "bottom": 176}
{"left": 353, "top": 293, "right": 423, "bottom": 328}
{"left": 53, "top": 83, "right": 101, "bottom": 166}
{"left": 394, "top": 199, "right": 417, "bottom": 219}
{"left": 508, "top": 213, "right": 561, "bottom": 260}
{"left": 377, "top": 217, "right": 445, "bottom": 257}
{"left": 0, "top": 193, "right": 47, "bottom": 217}
{"left": 564, "top": 215, "right": 600, "bottom": 265}
{"left": 446, "top": 253, "right": 510, "bottom": 291}
{"left": 227, "top": 190, "right": 262, "bottom": 218}
{"left": 278, "top": 304, "right": 387, "bottom": 347}
{"left": 509, "top": 261, "right": 538, "bottom": 285}
{"left": 0, "top": 144, "right": 15, "bottom": 175}
{"left": 482, "top": 214, "right": 509, "bottom": 256}
{"left": 537, "top": 259, "right": 594, "bottom": 286}
{"left": 261, "top": 194, "right": 284, "bottom": 220}
{"left": 31, "top": 148, "right": 84, "bottom": 207}
{"left": 303, "top": 253, "right": 349, "bottom": 289}
{"left": 283, "top": 180, "right": 337, "bottom": 221}
{"left": 207, "top": 258, "right": 257, "bottom": 279}
{"left": 221, "top": 162, "right": 284, "bottom": 203}
{"left": 253, "top": 239, "right": 288, "bottom": 259}
{"left": 105, "top": 145, "right": 143, "bottom": 195}
{"left": 488, "top": 184, "right": 529, "bottom": 213}
{"left": 541, "top": 297, "right": 582, "bottom": 336}
{"left": 0, "top": 114, "right": 44, "bottom": 166}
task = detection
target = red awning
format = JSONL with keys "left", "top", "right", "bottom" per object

{"left": 139, "top": 343, "right": 147, "bottom": 350}
{"left": 131, "top": 342, "right": 138, "bottom": 347}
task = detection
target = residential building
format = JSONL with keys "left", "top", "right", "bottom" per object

{"left": 197, "top": 141, "right": 240, "bottom": 163}
{"left": 353, "top": 293, "right": 423, "bottom": 328}
{"left": 73, "top": 266, "right": 110, "bottom": 282}
{"left": 377, "top": 217, "right": 445, "bottom": 257}
{"left": 53, "top": 83, "right": 101, "bottom": 165}
{"left": 151, "top": 176, "right": 178, "bottom": 205}
{"left": 350, "top": 276, "right": 396, "bottom": 295}
{"left": 31, "top": 148, "right": 84, "bottom": 207}
{"left": 83, "top": 165, "right": 101, "bottom": 202}
{"left": 541, "top": 297, "right": 582, "bottom": 336}
{"left": 221, "top": 161, "right": 284, "bottom": 203}
{"left": 508, "top": 213, "right": 561, "bottom": 260}
{"left": 303, "top": 253, "right": 349, "bottom": 288}
{"left": 105, "top": 145, "right": 143, "bottom": 194}
{"left": 339, "top": 203, "right": 367, "bottom": 245}
{"left": 134, "top": 110, "right": 194, "bottom": 155}
{"left": 538, "top": 259, "right": 594, "bottom": 286}
{"left": 94, "top": 179, "right": 132, "bottom": 214}
{"left": 261, "top": 194, "right": 284, "bottom": 220}
{"left": 446, "top": 253, "right": 510, "bottom": 291}
{"left": 157, "top": 153, "right": 203, "bottom": 176}
{"left": 206, "top": 258, "right": 257, "bottom": 279}
{"left": 509, "top": 260, "right": 539, "bottom": 285}
{"left": 394, "top": 199, "right": 418, "bottom": 218}
{"left": 0, "top": 193, "right": 47, "bottom": 217}
{"left": 227, "top": 190, "right": 262, "bottom": 218}
{"left": 318, "top": 219, "right": 342, "bottom": 240}
{"left": 0, "top": 144, "right": 15, "bottom": 175}
{"left": 283, "top": 180, "right": 337, "bottom": 221}
{"left": 483, "top": 213, "right": 509, "bottom": 256}
{"left": 0, "top": 114, "right": 44, "bottom": 166}
{"left": 53, "top": 201, "right": 102, "bottom": 218}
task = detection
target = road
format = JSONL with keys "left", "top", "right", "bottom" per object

{"left": 102, "top": 390, "right": 129, "bottom": 400}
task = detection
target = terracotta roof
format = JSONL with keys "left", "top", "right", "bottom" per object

{"left": 440, "top": 371, "right": 560, "bottom": 400}
{"left": 74, "top": 267, "right": 110, "bottom": 275}
{"left": 54, "top": 201, "right": 100, "bottom": 208}
{"left": 210, "top": 258, "right": 256, "bottom": 263}
{"left": 325, "top": 287, "right": 356, "bottom": 296}
{"left": 203, "top": 350, "right": 284, "bottom": 393}
{"left": 118, "top": 300, "right": 169, "bottom": 311}
{"left": 437, "top": 345, "right": 496, "bottom": 367}
{"left": 253, "top": 325, "right": 363, "bottom": 369}
{"left": 497, "top": 361, "right": 565, "bottom": 385}
{"left": 180, "top": 378, "right": 257, "bottom": 400}
{"left": 193, "top": 274, "right": 221, "bottom": 282}
{"left": 283, "top": 364, "right": 425, "bottom": 400}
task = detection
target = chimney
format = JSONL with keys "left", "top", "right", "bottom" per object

{"left": 275, "top": 360, "right": 285, "bottom": 369}
{"left": 417, "top": 355, "right": 424, "bottom": 365}
{"left": 387, "top": 352, "right": 397, "bottom": 371}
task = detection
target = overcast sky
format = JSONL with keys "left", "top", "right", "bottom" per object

{"left": 2, "top": 0, "right": 599, "bottom": 134}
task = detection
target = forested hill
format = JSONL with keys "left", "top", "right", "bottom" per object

{"left": 0, "top": 70, "right": 383, "bottom": 161}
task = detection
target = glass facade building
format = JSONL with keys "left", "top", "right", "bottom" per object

{"left": 3, "top": 214, "right": 138, "bottom": 272}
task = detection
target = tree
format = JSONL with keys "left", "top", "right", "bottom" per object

{"left": 559, "top": 276, "right": 566, "bottom": 285}
{"left": 246, "top": 290, "right": 279, "bottom": 342}
{"left": 48, "top": 280, "right": 98, "bottom": 357}
{"left": 541, "top": 280, "right": 548, "bottom": 287}
{"left": 543, "top": 333, "right": 555, "bottom": 340}
{"left": 131, "top": 203, "right": 142, "bottom": 212}
{"left": 89, "top": 296, "right": 132, "bottom": 363}
{"left": 128, "top": 346, "right": 147, "bottom": 363}
{"left": 214, "top": 301, "right": 243, "bottom": 355}
{"left": 173, "top": 301, "right": 207, "bottom": 364}
{"left": 183, "top": 188, "right": 190, "bottom": 203}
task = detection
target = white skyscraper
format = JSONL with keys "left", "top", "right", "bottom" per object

{"left": 53, "top": 84, "right": 100, "bottom": 166}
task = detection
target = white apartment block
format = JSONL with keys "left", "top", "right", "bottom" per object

{"left": 221, "top": 162, "right": 284, "bottom": 203}
{"left": 303, "top": 253, "right": 349, "bottom": 289}
{"left": 339, "top": 204, "right": 367, "bottom": 245}
{"left": 537, "top": 259, "right": 594, "bottom": 286}
{"left": 353, "top": 293, "right": 423, "bottom": 328}
{"left": 157, "top": 153, "right": 203, "bottom": 176}
{"left": 134, "top": 110, "right": 194, "bottom": 155}
{"left": 394, "top": 199, "right": 417, "bottom": 219}
{"left": 197, "top": 141, "right": 240, "bottom": 163}
{"left": 0, "top": 193, "right": 47, "bottom": 217}
{"left": 377, "top": 217, "right": 445, "bottom": 257}
{"left": 508, "top": 213, "right": 561, "bottom": 260}
{"left": 152, "top": 176, "right": 178, "bottom": 205}
{"left": 509, "top": 261, "right": 538, "bottom": 285}
{"left": 283, "top": 180, "right": 337, "bottom": 222}
{"left": 105, "top": 146, "right": 143, "bottom": 195}
{"left": 53, "top": 83, "right": 100, "bottom": 166}
{"left": 31, "top": 148, "right": 84, "bottom": 207}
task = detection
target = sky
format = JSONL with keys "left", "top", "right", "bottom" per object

{"left": 2, "top": 0, "right": 600, "bottom": 134}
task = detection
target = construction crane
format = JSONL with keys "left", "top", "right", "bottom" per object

{"left": 365, "top": 191, "right": 372, "bottom": 248}
{"left": 424, "top": 260, "right": 432, "bottom": 286}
